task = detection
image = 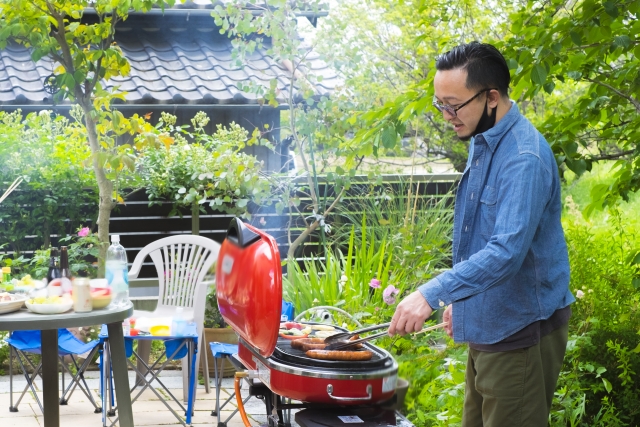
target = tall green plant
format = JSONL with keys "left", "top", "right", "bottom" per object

{"left": 136, "top": 112, "right": 271, "bottom": 234}
{"left": 332, "top": 180, "right": 454, "bottom": 288}
{"left": 283, "top": 217, "right": 409, "bottom": 326}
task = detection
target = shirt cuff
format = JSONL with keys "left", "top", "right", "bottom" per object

{"left": 418, "top": 276, "right": 453, "bottom": 310}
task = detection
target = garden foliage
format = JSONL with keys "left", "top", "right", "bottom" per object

{"left": 136, "top": 112, "right": 271, "bottom": 225}
{"left": 0, "top": 110, "right": 96, "bottom": 253}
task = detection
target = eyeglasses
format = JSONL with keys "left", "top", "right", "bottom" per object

{"left": 432, "top": 88, "right": 496, "bottom": 118}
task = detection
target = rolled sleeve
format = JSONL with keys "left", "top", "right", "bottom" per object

{"left": 418, "top": 276, "right": 453, "bottom": 310}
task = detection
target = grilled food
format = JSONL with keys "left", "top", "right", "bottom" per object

{"left": 291, "top": 338, "right": 326, "bottom": 351}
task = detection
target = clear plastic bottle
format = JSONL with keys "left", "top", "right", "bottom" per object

{"left": 106, "top": 235, "right": 129, "bottom": 307}
{"left": 122, "top": 317, "right": 131, "bottom": 336}
{"left": 171, "top": 307, "right": 187, "bottom": 337}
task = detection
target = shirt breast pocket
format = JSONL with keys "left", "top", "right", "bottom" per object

{"left": 479, "top": 185, "right": 497, "bottom": 237}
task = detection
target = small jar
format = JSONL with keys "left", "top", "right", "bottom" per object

{"left": 72, "top": 278, "right": 92, "bottom": 313}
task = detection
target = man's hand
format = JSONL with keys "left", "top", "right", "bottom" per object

{"left": 443, "top": 304, "right": 453, "bottom": 338}
{"left": 388, "top": 290, "right": 433, "bottom": 336}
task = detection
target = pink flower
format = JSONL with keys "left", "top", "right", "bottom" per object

{"left": 369, "top": 278, "right": 381, "bottom": 289}
{"left": 77, "top": 227, "right": 90, "bottom": 237}
{"left": 383, "top": 285, "right": 400, "bottom": 305}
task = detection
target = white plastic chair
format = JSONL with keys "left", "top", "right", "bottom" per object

{"left": 127, "top": 235, "right": 220, "bottom": 401}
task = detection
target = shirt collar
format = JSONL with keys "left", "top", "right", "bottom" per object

{"left": 473, "top": 100, "right": 520, "bottom": 152}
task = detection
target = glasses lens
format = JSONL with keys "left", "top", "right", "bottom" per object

{"left": 433, "top": 101, "right": 456, "bottom": 117}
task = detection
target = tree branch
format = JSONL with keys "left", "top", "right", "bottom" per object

{"left": 589, "top": 149, "right": 635, "bottom": 161}
{"left": 585, "top": 77, "right": 640, "bottom": 113}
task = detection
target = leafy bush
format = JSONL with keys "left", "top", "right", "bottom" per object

{"left": 204, "top": 287, "right": 227, "bottom": 329}
{"left": 136, "top": 112, "right": 271, "bottom": 220}
{"left": 393, "top": 334, "right": 467, "bottom": 426}
{"left": 0, "top": 110, "right": 97, "bottom": 254}
{"left": 552, "top": 202, "right": 640, "bottom": 426}
{"left": 28, "top": 227, "right": 101, "bottom": 279}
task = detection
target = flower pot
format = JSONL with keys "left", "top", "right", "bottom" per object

{"left": 202, "top": 327, "right": 238, "bottom": 377}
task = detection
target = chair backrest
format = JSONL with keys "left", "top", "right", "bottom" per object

{"left": 128, "top": 235, "right": 220, "bottom": 325}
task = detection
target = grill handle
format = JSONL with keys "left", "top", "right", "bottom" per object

{"left": 226, "top": 217, "right": 261, "bottom": 248}
{"left": 326, "top": 384, "right": 372, "bottom": 402}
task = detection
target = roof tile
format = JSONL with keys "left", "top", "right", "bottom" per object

{"left": 0, "top": 21, "right": 337, "bottom": 106}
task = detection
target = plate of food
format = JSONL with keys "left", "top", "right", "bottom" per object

{"left": 0, "top": 292, "right": 28, "bottom": 314}
{"left": 279, "top": 321, "right": 312, "bottom": 340}
{"left": 25, "top": 296, "right": 73, "bottom": 315}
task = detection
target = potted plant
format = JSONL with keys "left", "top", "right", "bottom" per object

{"left": 202, "top": 287, "right": 238, "bottom": 376}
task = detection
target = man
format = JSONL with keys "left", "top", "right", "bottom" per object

{"left": 388, "top": 42, "right": 575, "bottom": 427}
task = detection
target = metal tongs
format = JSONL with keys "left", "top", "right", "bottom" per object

{"left": 324, "top": 321, "right": 449, "bottom": 350}
{"left": 323, "top": 322, "right": 392, "bottom": 346}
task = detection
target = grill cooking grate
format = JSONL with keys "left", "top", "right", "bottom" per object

{"left": 272, "top": 337, "right": 392, "bottom": 370}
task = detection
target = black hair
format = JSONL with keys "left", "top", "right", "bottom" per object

{"left": 435, "top": 41, "right": 510, "bottom": 98}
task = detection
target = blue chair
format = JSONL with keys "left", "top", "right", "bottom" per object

{"left": 6, "top": 329, "right": 102, "bottom": 414}
{"left": 99, "top": 324, "right": 198, "bottom": 427}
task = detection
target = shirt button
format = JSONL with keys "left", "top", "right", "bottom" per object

{"left": 475, "top": 159, "right": 479, "bottom": 166}
{"left": 470, "top": 193, "right": 474, "bottom": 200}
{"left": 439, "top": 301, "right": 445, "bottom": 307}
{"left": 464, "top": 226, "right": 468, "bottom": 232}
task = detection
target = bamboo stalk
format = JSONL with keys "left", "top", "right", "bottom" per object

{"left": 0, "top": 177, "right": 23, "bottom": 205}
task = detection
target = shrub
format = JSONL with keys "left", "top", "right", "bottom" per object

{"left": 554, "top": 204, "right": 640, "bottom": 426}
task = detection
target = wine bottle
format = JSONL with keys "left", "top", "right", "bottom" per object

{"left": 59, "top": 246, "right": 72, "bottom": 293}
{"left": 46, "top": 247, "right": 61, "bottom": 284}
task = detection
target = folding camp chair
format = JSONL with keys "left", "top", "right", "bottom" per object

{"left": 99, "top": 324, "right": 198, "bottom": 427}
{"left": 6, "top": 329, "right": 102, "bottom": 414}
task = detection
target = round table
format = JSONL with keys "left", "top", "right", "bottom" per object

{"left": 0, "top": 303, "right": 135, "bottom": 427}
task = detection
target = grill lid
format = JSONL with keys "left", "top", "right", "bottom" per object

{"left": 216, "top": 218, "right": 282, "bottom": 358}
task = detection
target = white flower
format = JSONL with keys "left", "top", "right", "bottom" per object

{"left": 576, "top": 290, "right": 585, "bottom": 299}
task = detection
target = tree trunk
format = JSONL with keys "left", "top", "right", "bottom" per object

{"left": 43, "top": 217, "right": 51, "bottom": 249}
{"left": 191, "top": 203, "right": 200, "bottom": 235}
{"left": 81, "top": 103, "right": 115, "bottom": 278}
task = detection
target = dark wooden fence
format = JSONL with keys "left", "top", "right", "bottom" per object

{"left": 1, "top": 173, "right": 460, "bottom": 278}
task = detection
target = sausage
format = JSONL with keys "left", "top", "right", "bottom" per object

{"left": 305, "top": 349, "right": 373, "bottom": 361}
{"left": 291, "top": 338, "right": 326, "bottom": 351}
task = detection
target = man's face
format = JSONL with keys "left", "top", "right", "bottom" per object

{"left": 433, "top": 68, "right": 489, "bottom": 140}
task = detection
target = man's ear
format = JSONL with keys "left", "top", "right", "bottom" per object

{"left": 487, "top": 89, "right": 500, "bottom": 109}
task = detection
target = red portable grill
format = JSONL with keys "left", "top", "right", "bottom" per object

{"left": 216, "top": 218, "right": 406, "bottom": 426}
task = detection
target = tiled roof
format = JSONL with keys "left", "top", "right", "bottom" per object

{"left": 0, "top": 15, "right": 338, "bottom": 106}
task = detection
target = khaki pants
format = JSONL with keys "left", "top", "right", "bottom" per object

{"left": 462, "top": 324, "right": 568, "bottom": 427}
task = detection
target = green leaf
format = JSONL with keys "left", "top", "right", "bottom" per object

{"left": 602, "top": 377, "right": 612, "bottom": 393}
{"left": 603, "top": 1, "right": 619, "bottom": 17}
{"left": 530, "top": 64, "right": 547, "bottom": 85}
{"left": 613, "top": 35, "right": 631, "bottom": 49}
{"left": 381, "top": 126, "right": 397, "bottom": 149}
{"left": 567, "top": 71, "right": 582, "bottom": 80}
{"left": 570, "top": 31, "right": 582, "bottom": 46}
{"left": 543, "top": 82, "right": 555, "bottom": 94}
{"left": 626, "top": 251, "right": 640, "bottom": 265}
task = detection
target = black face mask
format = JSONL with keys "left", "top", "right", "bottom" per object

{"left": 471, "top": 100, "right": 497, "bottom": 138}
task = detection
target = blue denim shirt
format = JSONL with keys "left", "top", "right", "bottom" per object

{"left": 419, "top": 102, "right": 574, "bottom": 344}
